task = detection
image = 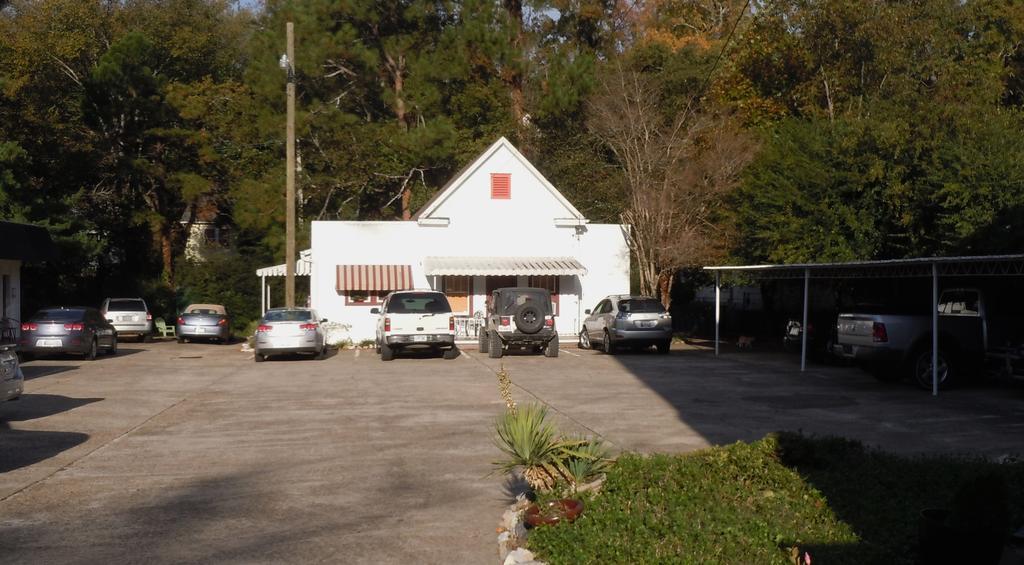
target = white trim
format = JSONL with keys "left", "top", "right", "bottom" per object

{"left": 416, "top": 217, "right": 450, "bottom": 226}
{"left": 416, "top": 137, "right": 587, "bottom": 222}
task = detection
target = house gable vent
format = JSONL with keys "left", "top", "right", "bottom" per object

{"left": 490, "top": 173, "right": 511, "bottom": 199}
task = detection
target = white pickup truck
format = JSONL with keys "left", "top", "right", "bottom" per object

{"left": 834, "top": 287, "right": 1024, "bottom": 389}
{"left": 372, "top": 290, "right": 458, "bottom": 361}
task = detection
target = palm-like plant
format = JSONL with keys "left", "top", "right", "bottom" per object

{"left": 564, "top": 436, "right": 613, "bottom": 489}
{"left": 493, "top": 403, "right": 587, "bottom": 492}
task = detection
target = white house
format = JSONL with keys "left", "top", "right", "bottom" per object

{"left": 0, "top": 221, "right": 55, "bottom": 341}
{"left": 293, "top": 137, "right": 629, "bottom": 341}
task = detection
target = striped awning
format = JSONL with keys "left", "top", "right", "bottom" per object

{"left": 423, "top": 256, "right": 587, "bottom": 276}
{"left": 256, "top": 249, "right": 313, "bottom": 277}
{"left": 336, "top": 264, "right": 413, "bottom": 291}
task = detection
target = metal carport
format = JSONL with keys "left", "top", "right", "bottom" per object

{"left": 703, "top": 254, "right": 1024, "bottom": 396}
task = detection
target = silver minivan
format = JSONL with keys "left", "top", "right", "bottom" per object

{"left": 1, "top": 343, "right": 23, "bottom": 404}
{"left": 101, "top": 298, "right": 153, "bottom": 342}
{"left": 580, "top": 295, "right": 673, "bottom": 354}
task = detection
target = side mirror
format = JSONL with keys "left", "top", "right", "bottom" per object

{"left": 320, "top": 318, "right": 328, "bottom": 323}
{"left": 584, "top": 309, "right": 591, "bottom": 315}
{"left": 369, "top": 308, "right": 380, "bottom": 314}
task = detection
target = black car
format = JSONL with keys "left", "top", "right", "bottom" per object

{"left": 19, "top": 307, "right": 118, "bottom": 360}
{"left": 478, "top": 287, "right": 558, "bottom": 358}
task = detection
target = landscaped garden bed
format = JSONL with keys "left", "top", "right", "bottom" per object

{"left": 526, "top": 433, "right": 1024, "bottom": 564}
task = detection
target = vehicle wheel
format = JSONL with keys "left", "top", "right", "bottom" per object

{"left": 656, "top": 341, "right": 670, "bottom": 355}
{"left": 578, "top": 330, "right": 591, "bottom": 350}
{"left": 86, "top": 338, "right": 98, "bottom": 361}
{"left": 143, "top": 333, "right": 153, "bottom": 343}
{"left": 381, "top": 342, "right": 395, "bottom": 361}
{"left": 602, "top": 330, "right": 615, "bottom": 354}
{"left": 176, "top": 336, "right": 184, "bottom": 344}
{"left": 254, "top": 352, "right": 265, "bottom": 363}
{"left": 544, "top": 335, "right": 559, "bottom": 358}
{"left": 443, "top": 347, "right": 459, "bottom": 360}
{"left": 488, "top": 331, "right": 503, "bottom": 359}
{"left": 913, "top": 348, "right": 955, "bottom": 390}
{"left": 108, "top": 338, "right": 118, "bottom": 356}
{"left": 513, "top": 304, "right": 545, "bottom": 334}
{"left": 19, "top": 352, "right": 33, "bottom": 363}
{"left": 375, "top": 340, "right": 381, "bottom": 354}
{"left": 478, "top": 328, "right": 490, "bottom": 354}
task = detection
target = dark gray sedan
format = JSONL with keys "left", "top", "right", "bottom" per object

{"left": 18, "top": 307, "right": 118, "bottom": 360}
{"left": 176, "top": 304, "right": 231, "bottom": 343}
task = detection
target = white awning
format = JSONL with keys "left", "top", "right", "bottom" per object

{"left": 256, "top": 249, "right": 313, "bottom": 277}
{"left": 423, "top": 256, "right": 587, "bottom": 276}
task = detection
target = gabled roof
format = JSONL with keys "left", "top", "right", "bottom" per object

{"left": 412, "top": 137, "right": 586, "bottom": 222}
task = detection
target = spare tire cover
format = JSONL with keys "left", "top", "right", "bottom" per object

{"left": 514, "top": 304, "right": 544, "bottom": 334}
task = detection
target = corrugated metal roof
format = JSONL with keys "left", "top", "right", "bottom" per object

{"left": 703, "top": 254, "right": 1024, "bottom": 279}
{"left": 256, "top": 249, "right": 313, "bottom": 277}
{"left": 423, "top": 256, "right": 587, "bottom": 276}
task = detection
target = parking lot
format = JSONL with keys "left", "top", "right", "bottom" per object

{"left": 2, "top": 340, "right": 1023, "bottom": 563}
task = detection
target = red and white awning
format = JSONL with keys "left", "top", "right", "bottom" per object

{"left": 336, "top": 264, "right": 413, "bottom": 291}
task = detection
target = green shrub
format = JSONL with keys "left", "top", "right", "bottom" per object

{"left": 562, "top": 436, "right": 613, "bottom": 488}
{"left": 357, "top": 338, "right": 375, "bottom": 348}
{"left": 528, "top": 433, "right": 1024, "bottom": 564}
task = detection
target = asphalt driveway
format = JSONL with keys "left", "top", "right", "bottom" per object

{"left": 1, "top": 340, "right": 1022, "bottom": 564}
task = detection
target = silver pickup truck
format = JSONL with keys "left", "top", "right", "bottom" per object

{"left": 834, "top": 288, "right": 1024, "bottom": 389}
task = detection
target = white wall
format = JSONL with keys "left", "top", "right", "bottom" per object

{"left": 0, "top": 259, "right": 22, "bottom": 332}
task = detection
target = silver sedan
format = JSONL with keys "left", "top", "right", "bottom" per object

{"left": 253, "top": 308, "right": 327, "bottom": 362}
{"left": 1, "top": 344, "right": 22, "bottom": 404}
{"left": 176, "top": 304, "right": 232, "bottom": 343}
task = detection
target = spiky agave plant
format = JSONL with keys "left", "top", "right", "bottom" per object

{"left": 493, "top": 403, "right": 586, "bottom": 492}
{"left": 563, "top": 436, "right": 614, "bottom": 490}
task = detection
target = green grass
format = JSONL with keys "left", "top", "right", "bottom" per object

{"left": 527, "top": 433, "right": 1024, "bottom": 564}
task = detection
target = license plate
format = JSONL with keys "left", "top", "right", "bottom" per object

{"left": 119, "top": 315, "right": 135, "bottom": 322}
{"left": 412, "top": 335, "right": 428, "bottom": 342}
{"left": 637, "top": 321, "right": 656, "bottom": 328}
{"left": 36, "top": 339, "right": 62, "bottom": 347}
{"left": 197, "top": 327, "right": 205, "bottom": 334}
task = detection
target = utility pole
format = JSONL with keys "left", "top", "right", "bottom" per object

{"left": 284, "top": 22, "right": 296, "bottom": 307}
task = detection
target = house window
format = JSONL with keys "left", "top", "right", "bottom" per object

{"left": 491, "top": 173, "right": 511, "bottom": 199}
{"left": 528, "top": 275, "right": 559, "bottom": 316}
{"left": 345, "top": 291, "right": 386, "bottom": 306}
{"left": 442, "top": 276, "right": 471, "bottom": 314}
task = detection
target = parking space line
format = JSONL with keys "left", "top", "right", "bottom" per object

{"left": 561, "top": 348, "right": 580, "bottom": 357}
{"left": 355, "top": 348, "right": 360, "bottom": 358}
{"left": 460, "top": 350, "right": 473, "bottom": 360}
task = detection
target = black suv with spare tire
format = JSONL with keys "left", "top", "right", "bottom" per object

{"left": 479, "top": 287, "right": 558, "bottom": 358}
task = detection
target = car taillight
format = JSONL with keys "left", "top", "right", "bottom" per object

{"left": 63, "top": 323, "right": 84, "bottom": 331}
{"left": 449, "top": 316, "right": 454, "bottom": 331}
{"left": 384, "top": 317, "right": 391, "bottom": 332}
{"left": 299, "top": 323, "right": 318, "bottom": 331}
{"left": 177, "top": 317, "right": 185, "bottom": 325}
{"left": 872, "top": 322, "right": 888, "bottom": 343}
{"left": 500, "top": 316, "right": 511, "bottom": 326}
{"left": 21, "top": 322, "right": 37, "bottom": 331}
{"left": 146, "top": 312, "right": 153, "bottom": 321}
{"left": 218, "top": 318, "right": 228, "bottom": 326}
{"left": 544, "top": 316, "right": 554, "bottom": 327}
{"left": 256, "top": 324, "right": 272, "bottom": 333}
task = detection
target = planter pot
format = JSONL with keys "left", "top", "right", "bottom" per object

{"left": 524, "top": 499, "right": 584, "bottom": 528}
{"left": 919, "top": 508, "right": 1005, "bottom": 565}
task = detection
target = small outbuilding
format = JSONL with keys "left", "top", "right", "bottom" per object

{"left": 307, "top": 137, "right": 631, "bottom": 341}
{"left": 0, "top": 221, "right": 55, "bottom": 341}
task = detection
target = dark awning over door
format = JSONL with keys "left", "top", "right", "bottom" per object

{"left": 0, "top": 222, "right": 55, "bottom": 262}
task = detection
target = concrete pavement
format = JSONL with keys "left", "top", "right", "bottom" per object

{"left": 2, "top": 340, "right": 1022, "bottom": 563}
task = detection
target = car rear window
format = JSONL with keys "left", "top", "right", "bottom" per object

{"left": 386, "top": 293, "right": 451, "bottom": 314}
{"left": 107, "top": 299, "right": 146, "bottom": 312}
{"left": 32, "top": 309, "right": 85, "bottom": 321}
{"left": 618, "top": 299, "right": 665, "bottom": 313}
{"left": 495, "top": 290, "right": 551, "bottom": 313}
{"left": 188, "top": 308, "right": 223, "bottom": 315}
{"left": 263, "top": 310, "right": 314, "bottom": 322}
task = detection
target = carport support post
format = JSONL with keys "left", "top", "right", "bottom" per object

{"left": 801, "top": 268, "right": 809, "bottom": 372}
{"left": 932, "top": 262, "right": 938, "bottom": 397}
{"left": 714, "top": 272, "right": 720, "bottom": 356}
{"left": 260, "top": 275, "right": 266, "bottom": 316}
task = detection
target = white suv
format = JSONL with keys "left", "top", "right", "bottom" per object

{"left": 371, "top": 291, "right": 458, "bottom": 361}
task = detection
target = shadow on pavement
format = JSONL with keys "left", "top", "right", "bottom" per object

{"left": 0, "top": 394, "right": 103, "bottom": 422}
{"left": 0, "top": 423, "right": 90, "bottom": 473}
{"left": 20, "top": 364, "right": 78, "bottom": 381}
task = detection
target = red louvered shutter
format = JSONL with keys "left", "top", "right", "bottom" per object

{"left": 491, "top": 173, "right": 511, "bottom": 199}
